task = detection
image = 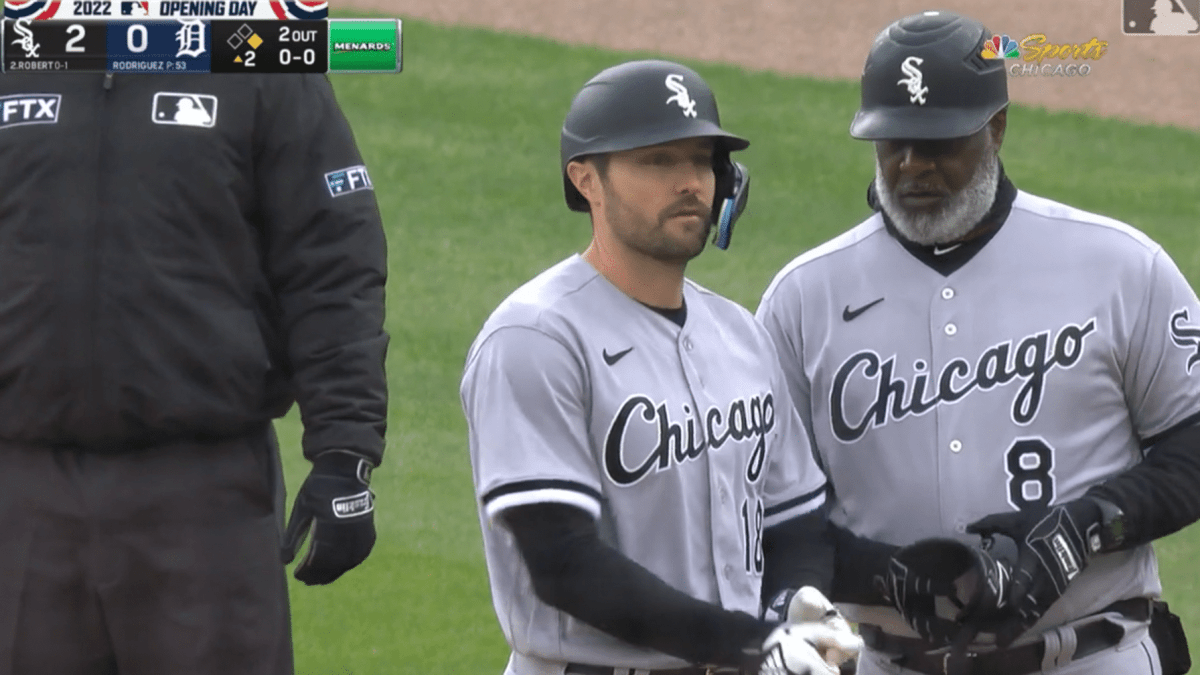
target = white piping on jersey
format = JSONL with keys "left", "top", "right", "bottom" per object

{"left": 760, "top": 214, "right": 888, "bottom": 308}
{"left": 484, "top": 488, "right": 602, "bottom": 522}
{"left": 762, "top": 489, "right": 826, "bottom": 529}
{"left": 1011, "top": 191, "right": 1161, "bottom": 253}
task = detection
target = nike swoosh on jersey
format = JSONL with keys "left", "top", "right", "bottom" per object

{"left": 933, "top": 243, "right": 962, "bottom": 255}
{"left": 603, "top": 347, "right": 634, "bottom": 366}
{"left": 842, "top": 298, "right": 884, "bottom": 322}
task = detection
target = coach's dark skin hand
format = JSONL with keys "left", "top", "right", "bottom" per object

{"left": 281, "top": 450, "right": 377, "bottom": 585}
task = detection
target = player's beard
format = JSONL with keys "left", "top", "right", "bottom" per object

{"left": 602, "top": 185, "right": 711, "bottom": 264}
{"left": 875, "top": 143, "right": 1000, "bottom": 246}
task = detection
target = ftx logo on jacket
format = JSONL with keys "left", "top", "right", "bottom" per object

{"left": 0, "top": 94, "right": 60, "bottom": 129}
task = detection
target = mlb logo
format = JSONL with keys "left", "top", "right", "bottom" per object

{"left": 151, "top": 92, "right": 218, "bottom": 128}
{"left": 0, "top": 94, "right": 61, "bottom": 129}
{"left": 325, "top": 165, "right": 373, "bottom": 197}
{"left": 1123, "top": 0, "right": 1200, "bottom": 34}
{"left": 120, "top": 0, "right": 149, "bottom": 15}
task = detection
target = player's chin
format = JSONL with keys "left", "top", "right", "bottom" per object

{"left": 650, "top": 230, "right": 708, "bottom": 263}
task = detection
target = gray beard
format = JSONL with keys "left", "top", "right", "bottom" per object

{"left": 875, "top": 151, "right": 1000, "bottom": 246}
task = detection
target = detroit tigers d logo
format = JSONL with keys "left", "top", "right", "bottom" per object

{"left": 1170, "top": 308, "right": 1200, "bottom": 373}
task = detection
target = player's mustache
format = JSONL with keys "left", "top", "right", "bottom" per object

{"left": 895, "top": 181, "right": 948, "bottom": 196}
{"left": 662, "top": 198, "right": 711, "bottom": 221}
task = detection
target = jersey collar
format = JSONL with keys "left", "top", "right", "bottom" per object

{"left": 867, "top": 165, "right": 1018, "bottom": 277}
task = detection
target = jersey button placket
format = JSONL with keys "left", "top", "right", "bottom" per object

{"left": 682, "top": 336, "right": 703, "bottom": 387}
{"left": 939, "top": 286, "right": 957, "bottom": 336}
{"left": 932, "top": 285, "right": 961, "bottom": 534}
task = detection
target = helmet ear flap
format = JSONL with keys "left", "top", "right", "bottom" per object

{"left": 711, "top": 155, "right": 750, "bottom": 250}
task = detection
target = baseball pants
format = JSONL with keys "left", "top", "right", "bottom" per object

{"left": 0, "top": 425, "right": 294, "bottom": 675}
{"left": 857, "top": 610, "right": 1161, "bottom": 675}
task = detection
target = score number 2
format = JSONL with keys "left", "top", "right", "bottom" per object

{"left": 65, "top": 24, "right": 150, "bottom": 53}
{"left": 63, "top": 23, "right": 136, "bottom": 52}
{"left": 66, "top": 24, "right": 87, "bottom": 51}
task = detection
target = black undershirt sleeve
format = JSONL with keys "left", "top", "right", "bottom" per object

{"left": 1086, "top": 420, "right": 1200, "bottom": 548}
{"left": 761, "top": 507, "right": 835, "bottom": 605}
{"left": 503, "top": 502, "right": 775, "bottom": 670}
{"left": 828, "top": 523, "right": 900, "bottom": 607}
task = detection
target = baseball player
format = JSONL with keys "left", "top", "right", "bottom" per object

{"left": 461, "top": 60, "right": 862, "bottom": 675}
{"left": 757, "top": 10, "right": 1198, "bottom": 675}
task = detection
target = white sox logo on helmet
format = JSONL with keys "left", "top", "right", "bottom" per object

{"left": 897, "top": 56, "right": 929, "bottom": 105}
{"left": 829, "top": 318, "right": 1097, "bottom": 443}
{"left": 664, "top": 74, "right": 698, "bottom": 118}
{"left": 604, "top": 393, "right": 775, "bottom": 486}
{"left": 1169, "top": 307, "right": 1200, "bottom": 373}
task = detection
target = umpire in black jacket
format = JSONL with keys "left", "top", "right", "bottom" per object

{"left": 0, "top": 72, "right": 388, "bottom": 674}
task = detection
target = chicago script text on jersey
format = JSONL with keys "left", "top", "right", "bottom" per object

{"left": 604, "top": 393, "right": 775, "bottom": 486}
{"left": 829, "top": 319, "right": 1097, "bottom": 442}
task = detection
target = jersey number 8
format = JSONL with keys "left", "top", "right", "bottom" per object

{"left": 1005, "top": 438, "right": 1056, "bottom": 510}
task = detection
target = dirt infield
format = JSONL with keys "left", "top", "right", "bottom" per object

{"left": 345, "top": 0, "right": 1200, "bottom": 131}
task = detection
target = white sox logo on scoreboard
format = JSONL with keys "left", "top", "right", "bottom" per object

{"left": 829, "top": 318, "right": 1098, "bottom": 443}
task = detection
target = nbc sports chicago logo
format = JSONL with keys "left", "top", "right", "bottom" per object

{"left": 980, "top": 32, "right": 1109, "bottom": 77}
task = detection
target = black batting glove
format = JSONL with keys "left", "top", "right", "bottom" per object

{"left": 966, "top": 498, "right": 1103, "bottom": 647}
{"left": 281, "top": 450, "right": 377, "bottom": 585}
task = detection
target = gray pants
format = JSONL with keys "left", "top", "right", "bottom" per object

{"left": 857, "top": 611, "right": 1160, "bottom": 675}
{"left": 0, "top": 427, "right": 293, "bottom": 675}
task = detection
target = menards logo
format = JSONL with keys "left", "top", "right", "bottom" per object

{"left": 333, "top": 41, "right": 392, "bottom": 52}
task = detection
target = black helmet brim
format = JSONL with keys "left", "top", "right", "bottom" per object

{"left": 849, "top": 101, "right": 1005, "bottom": 140}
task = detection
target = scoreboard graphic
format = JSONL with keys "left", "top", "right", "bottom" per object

{"left": 1, "top": 16, "right": 401, "bottom": 72}
{"left": 3, "top": 1, "right": 329, "bottom": 20}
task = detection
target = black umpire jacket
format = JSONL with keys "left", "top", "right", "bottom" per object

{"left": 0, "top": 73, "right": 388, "bottom": 463}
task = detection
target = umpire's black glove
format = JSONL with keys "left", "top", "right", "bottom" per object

{"left": 281, "top": 450, "right": 377, "bottom": 585}
{"left": 966, "top": 498, "right": 1103, "bottom": 647}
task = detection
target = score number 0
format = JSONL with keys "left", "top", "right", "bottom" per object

{"left": 62, "top": 23, "right": 149, "bottom": 53}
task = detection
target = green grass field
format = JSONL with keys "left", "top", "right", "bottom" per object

{"left": 276, "top": 16, "right": 1200, "bottom": 674}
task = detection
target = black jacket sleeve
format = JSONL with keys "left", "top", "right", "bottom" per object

{"left": 761, "top": 507, "right": 835, "bottom": 605}
{"left": 504, "top": 503, "right": 775, "bottom": 670}
{"left": 1086, "top": 420, "right": 1200, "bottom": 548}
{"left": 254, "top": 75, "right": 389, "bottom": 464}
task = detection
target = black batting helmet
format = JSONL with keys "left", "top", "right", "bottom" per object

{"left": 560, "top": 60, "right": 751, "bottom": 249}
{"left": 850, "top": 10, "right": 1008, "bottom": 140}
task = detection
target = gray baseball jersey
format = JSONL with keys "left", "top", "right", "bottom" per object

{"left": 756, "top": 190, "right": 1200, "bottom": 640}
{"left": 461, "top": 254, "right": 828, "bottom": 671}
